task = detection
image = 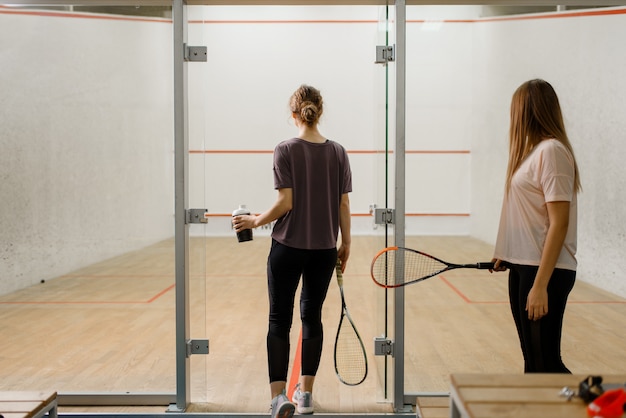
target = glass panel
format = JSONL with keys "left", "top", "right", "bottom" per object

{"left": 185, "top": 4, "right": 397, "bottom": 414}
{"left": 0, "top": 4, "right": 176, "bottom": 396}
{"left": 373, "top": 3, "right": 396, "bottom": 403}
{"left": 403, "top": 6, "right": 485, "bottom": 397}
{"left": 187, "top": 6, "right": 209, "bottom": 405}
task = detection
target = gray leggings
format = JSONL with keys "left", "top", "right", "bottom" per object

{"left": 266, "top": 239, "right": 337, "bottom": 383}
{"left": 508, "top": 264, "right": 575, "bottom": 373}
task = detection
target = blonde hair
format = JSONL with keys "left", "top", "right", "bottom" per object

{"left": 506, "top": 79, "right": 581, "bottom": 193}
{"left": 289, "top": 85, "right": 323, "bottom": 128}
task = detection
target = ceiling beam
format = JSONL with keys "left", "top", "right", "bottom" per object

{"left": 3, "top": 0, "right": 626, "bottom": 6}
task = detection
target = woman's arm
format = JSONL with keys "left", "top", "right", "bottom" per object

{"left": 232, "top": 188, "right": 293, "bottom": 232}
{"left": 337, "top": 193, "right": 351, "bottom": 272}
{"left": 526, "top": 200, "right": 570, "bottom": 320}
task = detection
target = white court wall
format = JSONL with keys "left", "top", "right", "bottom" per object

{"left": 186, "top": 6, "right": 481, "bottom": 238}
{"left": 0, "top": 9, "right": 174, "bottom": 295}
{"left": 1, "top": 6, "right": 625, "bottom": 298}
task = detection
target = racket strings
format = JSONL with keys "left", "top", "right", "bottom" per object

{"left": 335, "top": 317, "right": 367, "bottom": 385}
{"left": 372, "top": 249, "right": 447, "bottom": 286}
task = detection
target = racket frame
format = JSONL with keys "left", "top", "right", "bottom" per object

{"left": 333, "top": 260, "right": 368, "bottom": 386}
{"left": 370, "top": 246, "right": 496, "bottom": 288}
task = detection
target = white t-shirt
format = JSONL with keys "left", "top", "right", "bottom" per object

{"left": 494, "top": 139, "right": 578, "bottom": 271}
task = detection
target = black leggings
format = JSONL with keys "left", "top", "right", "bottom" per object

{"left": 508, "top": 264, "right": 576, "bottom": 373}
{"left": 266, "top": 240, "right": 337, "bottom": 383}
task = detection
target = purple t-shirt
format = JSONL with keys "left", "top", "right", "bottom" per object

{"left": 271, "top": 138, "right": 352, "bottom": 250}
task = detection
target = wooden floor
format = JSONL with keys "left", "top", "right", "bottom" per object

{"left": 0, "top": 236, "right": 625, "bottom": 416}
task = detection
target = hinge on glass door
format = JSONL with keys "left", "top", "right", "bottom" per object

{"left": 184, "top": 44, "right": 207, "bottom": 62}
{"left": 186, "top": 339, "right": 209, "bottom": 357}
{"left": 186, "top": 209, "right": 208, "bottom": 224}
{"left": 374, "top": 208, "right": 395, "bottom": 225}
{"left": 375, "top": 45, "right": 395, "bottom": 64}
{"left": 374, "top": 337, "right": 394, "bottom": 357}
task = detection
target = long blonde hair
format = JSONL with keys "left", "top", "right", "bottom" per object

{"left": 506, "top": 79, "right": 581, "bottom": 193}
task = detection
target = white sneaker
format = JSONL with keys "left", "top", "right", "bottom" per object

{"left": 292, "top": 384, "right": 314, "bottom": 414}
{"left": 270, "top": 392, "right": 295, "bottom": 418}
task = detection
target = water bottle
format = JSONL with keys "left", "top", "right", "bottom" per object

{"left": 232, "top": 205, "right": 253, "bottom": 243}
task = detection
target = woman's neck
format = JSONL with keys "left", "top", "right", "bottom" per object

{"left": 297, "top": 125, "right": 326, "bottom": 143}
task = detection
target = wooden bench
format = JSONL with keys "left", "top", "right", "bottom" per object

{"left": 0, "top": 392, "right": 58, "bottom": 418}
{"left": 449, "top": 373, "right": 626, "bottom": 418}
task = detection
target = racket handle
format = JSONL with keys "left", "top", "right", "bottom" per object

{"left": 336, "top": 259, "right": 343, "bottom": 285}
{"left": 477, "top": 262, "right": 495, "bottom": 269}
{"left": 476, "top": 261, "right": 509, "bottom": 269}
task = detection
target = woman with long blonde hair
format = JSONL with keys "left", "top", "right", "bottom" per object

{"left": 492, "top": 79, "right": 581, "bottom": 373}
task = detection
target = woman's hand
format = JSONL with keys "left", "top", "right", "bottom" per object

{"left": 526, "top": 285, "right": 549, "bottom": 321}
{"left": 337, "top": 243, "right": 350, "bottom": 273}
{"left": 232, "top": 215, "right": 257, "bottom": 233}
{"left": 489, "top": 258, "right": 509, "bottom": 273}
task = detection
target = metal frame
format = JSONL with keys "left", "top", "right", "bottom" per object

{"left": 172, "top": 0, "right": 191, "bottom": 411}
{"left": 392, "top": 0, "right": 408, "bottom": 413}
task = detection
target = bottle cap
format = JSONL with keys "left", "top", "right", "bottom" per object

{"left": 232, "top": 205, "right": 250, "bottom": 216}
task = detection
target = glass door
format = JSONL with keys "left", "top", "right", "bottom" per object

{"left": 181, "top": 3, "right": 410, "bottom": 414}
{"left": 186, "top": 4, "right": 209, "bottom": 407}
{"left": 373, "top": 2, "right": 396, "bottom": 405}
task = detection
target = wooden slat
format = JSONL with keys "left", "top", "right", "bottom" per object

{"left": 417, "top": 397, "right": 450, "bottom": 408}
{"left": 452, "top": 374, "right": 626, "bottom": 388}
{"left": 0, "top": 401, "right": 44, "bottom": 412}
{"left": 416, "top": 396, "right": 450, "bottom": 418}
{"left": 0, "top": 392, "right": 57, "bottom": 418}
{"left": 468, "top": 402, "right": 586, "bottom": 418}
{"left": 0, "top": 392, "right": 55, "bottom": 403}
{"left": 418, "top": 407, "right": 450, "bottom": 418}
{"left": 459, "top": 387, "right": 584, "bottom": 404}
{"left": 450, "top": 374, "right": 626, "bottom": 418}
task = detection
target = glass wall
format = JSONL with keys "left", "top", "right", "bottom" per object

{"left": 402, "top": 3, "right": 626, "bottom": 398}
{"left": 0, "top": 4, "right": 177, "bottom": 398}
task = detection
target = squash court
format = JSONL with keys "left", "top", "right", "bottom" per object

{"left": 2, "top": 2, "right": 626, "bottom": 418}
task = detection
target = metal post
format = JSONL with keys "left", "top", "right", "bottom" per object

{"left": 172, "top": 0, "right": 190, "bottom": 412}
{"left": 393, "top": 0, "right": 409, "bottom": 413}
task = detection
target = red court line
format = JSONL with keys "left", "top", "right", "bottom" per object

{"left": 190, "top": 150, "right": 273, "bottom": 154}
{"left": 0, "top": 7, "right": 171, "bottom": 23}
{"left": 439, "top": 275, "right": 626, "bottom": 304}
{"left": 407, "top": 213, "right": 470, "bottom": 217}
{"left": 0, "top": 283, "right": 175, "bottom": 305}
{"left": 3, "top": 6, "right": 625, "bottom": 24}
{"left": 478, "top": 7, "right": 626, "bottom": 22}
{"left": 192, "top": 8, "right": 626, "bottom": 25}
{"left": 190, "top": 149, "right": 470, "bottom": 155}
{"left": 440, "top": 275, "right": 472, "bottom": 303}
{"left": 63, "top": 274, "right": 173, "bottom": 278}
{"left": 407, "top": 150, "right": 470, "bottom": 154}
{"left": 207, "top": 212, "right": 469, "bottom": 217}
{"left": 192, "top": 19, "right": 378, "bottom": 24}
{"left": 345, "top": 150, "right": 390, "bottom": 154}
{"left": 0, "top": 300, "right": 151, "bottom": 305}
{"left": 147, "top": 283, "right": 175, "bottom": 303}
{"left": 287, "top": 329, "right": 303, "bottom": 400}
